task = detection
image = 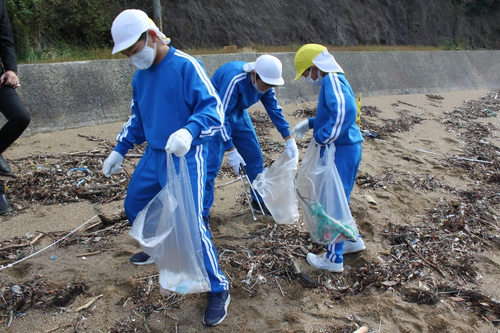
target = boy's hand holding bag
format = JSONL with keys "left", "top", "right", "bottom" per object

{"left": 129, "top": 153, "right": 211, "bottom": 295}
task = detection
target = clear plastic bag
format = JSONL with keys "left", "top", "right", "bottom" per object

{"left": 296, "top": 140, "right": 358, "bottom": 245}
{"left": 129, "top": 153, "right": 211, "bottom": 294}
{"left": 252, "top": 151, "right": 299, "bottom": 224}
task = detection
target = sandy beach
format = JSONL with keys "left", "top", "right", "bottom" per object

{"left": 0, "top": 89, "right": 499, "bottom": 333}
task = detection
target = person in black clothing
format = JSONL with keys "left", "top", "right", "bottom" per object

{"left": 0, "top": 0, "right": 31, "bottom": 214}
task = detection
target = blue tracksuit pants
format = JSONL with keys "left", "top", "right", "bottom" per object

{"left": 203, "top": 108, "right": 264, "bottom": 217}
{"left": 124, "top": 145, "right": 229, "bottom": 293}
{"left": 325, "top": 142, "right": 362, "bottom": 264}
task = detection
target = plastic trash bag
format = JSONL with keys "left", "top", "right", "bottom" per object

{"left": 296, "top": 140, "right": 358, "bottom": 245}
{"left": 129, "top": 153, "right": 210, "bottom": 295}
{"left": 252, "top": 150, "right": 299, "bottom": 224}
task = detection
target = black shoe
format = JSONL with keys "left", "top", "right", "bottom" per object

{"left": 250, "top": 199, "right": 272, "bottom": 216}
{"left": 0, "top": 193, "right": 12, "bottom": 215}
{"left": 0, "top": 155, "right": 16, "bottom": 178}
{"left": 203, "top": 290, "right": 230, "bottom": 326}
{"left": 129, "top": 251, "right": 155, "bottom": 265}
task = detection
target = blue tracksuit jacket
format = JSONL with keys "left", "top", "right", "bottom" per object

{"left": 202, "top": 61, "right": 291, "bottom": 217}
{"left": 115, "top": 46, "right": 228, "bottom": 293}
{"left": 307, "top": 72, "right": 363, "bottom": 264}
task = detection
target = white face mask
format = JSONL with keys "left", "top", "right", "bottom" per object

{"left": 252, "top": 74, "right": 267, "bottom": 94}
{"left": 129, "top": 34, "right": 156, "bottom": 70}
{"left": 306, "top": 68, "right": 323, "bottom": 86}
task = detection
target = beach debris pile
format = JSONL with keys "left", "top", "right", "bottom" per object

{"left": 4, "top": 139, "right": 148, "bottom": 215}
{"left": 361, "top": 108, "right": 423, "bottom": 138}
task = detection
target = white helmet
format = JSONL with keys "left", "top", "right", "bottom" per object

{"left": 244, "top": 54, "right": 285, "bottom": 86}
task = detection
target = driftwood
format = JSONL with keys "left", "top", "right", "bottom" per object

{"left": 411, "top": 147, "right": 439, "bottom": 155}
{"left": 71, "top": 294, "right": 103, "bottom": 312}
{"left": 97, "top": 210, "right": 127, "bottom": 225}
{"left": 453, "top": 156, "right": 492, "bottom": 164}
{"left": 0, "top": 233, "right": 44, "bottom": 252}
{"left": 75, "top": 251, "right": 101, "bottom": 257}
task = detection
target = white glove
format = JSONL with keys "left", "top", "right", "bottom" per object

{"left": 291, "top": 119, "right": 310, "bottom": 140}
{"left": 165, "top": 128, "right": 193, "bottom": 157}
{"left": 102, "top": 151, "right": 124, "bottom": 177}
{"left": 285, "top": 138, "right": 299, "bottom": 159}
{"left": 228, "top": 149, "right": 246, "bottom": 175}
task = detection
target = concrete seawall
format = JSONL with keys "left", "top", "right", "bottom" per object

{"left": 15, "top": 50, "right": 500, "bottom": 136}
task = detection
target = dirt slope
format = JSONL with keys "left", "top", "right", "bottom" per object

{"left": 154, "top": 0, "right": 500, "bottom": 50}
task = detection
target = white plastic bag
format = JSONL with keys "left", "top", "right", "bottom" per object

{"left": 296, "top": 140, "right": 358, "bottom": 245}
{"left": 129, "top": 153, "right": 210, "bottom": 294}
{"left": 252, "top": 150, "right": 299, "bottom": 224}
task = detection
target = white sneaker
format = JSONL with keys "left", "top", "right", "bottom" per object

{"left": 306, "top": 253, "right": 343, "bottom": 273}
{"left": 343, "top": 237, "right": 366, "bottom": 254}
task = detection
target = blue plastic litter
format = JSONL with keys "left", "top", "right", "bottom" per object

{"left": 361, "top": 130, "right": 378, "bottom": 138}
{"left": 69, "top": 167, "right": 90, "bottom": 173}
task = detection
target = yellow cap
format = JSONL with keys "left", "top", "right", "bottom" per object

{"left": 294, "top": 44, "right": 326, "bottom": 81}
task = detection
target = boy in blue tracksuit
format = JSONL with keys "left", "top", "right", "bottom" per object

{"left": 102, "top": 9, "right": 229, "bottom": 326}
{"left": 292, "top": 44, "right": 365, "bottom": 273}
{"left": 203, "top": 55, "right": 298, "bottom": 223}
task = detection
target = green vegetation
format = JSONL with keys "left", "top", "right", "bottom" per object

{"left": 15, "top": 46, "right": 124, "bottom": 64}
{"left": 6, "top": 0, "right": 129, "bottom": 63}
{"left": 439, "top": 37, "right": 470, "bottom": 50}
{"left": 448, "top": 0, "right": 500, "bottom": 15}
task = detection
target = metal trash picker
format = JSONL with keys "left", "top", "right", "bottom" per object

{"left": 239, "top": 165, "right": 266, "bottom": 220}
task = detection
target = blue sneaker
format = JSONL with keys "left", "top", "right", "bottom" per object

{"left": 129, "top": 251, "right": 155, "bottom": 265}
{"left": 203, "top": 290, "right": 230, "bottom": 326}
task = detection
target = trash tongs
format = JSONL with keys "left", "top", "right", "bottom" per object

{"left": 239, "top": 165, "right": 266, "bottom": 220}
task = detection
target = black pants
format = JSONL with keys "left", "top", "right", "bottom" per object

{"left": 0, "top": 85, "right": 31, "bottom": 198}
{"left": 0, "top": 85, "right": 30, "bottom": 154}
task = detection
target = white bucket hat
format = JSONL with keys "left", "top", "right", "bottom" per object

{"left": 312, "top": 49, "right": 344, "bottom": 74}
{"left": 111, "top": 9, "right": 170, "bottom": 54}
{"left": 243, "top": 54, "right": 285, "bottom": 86}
